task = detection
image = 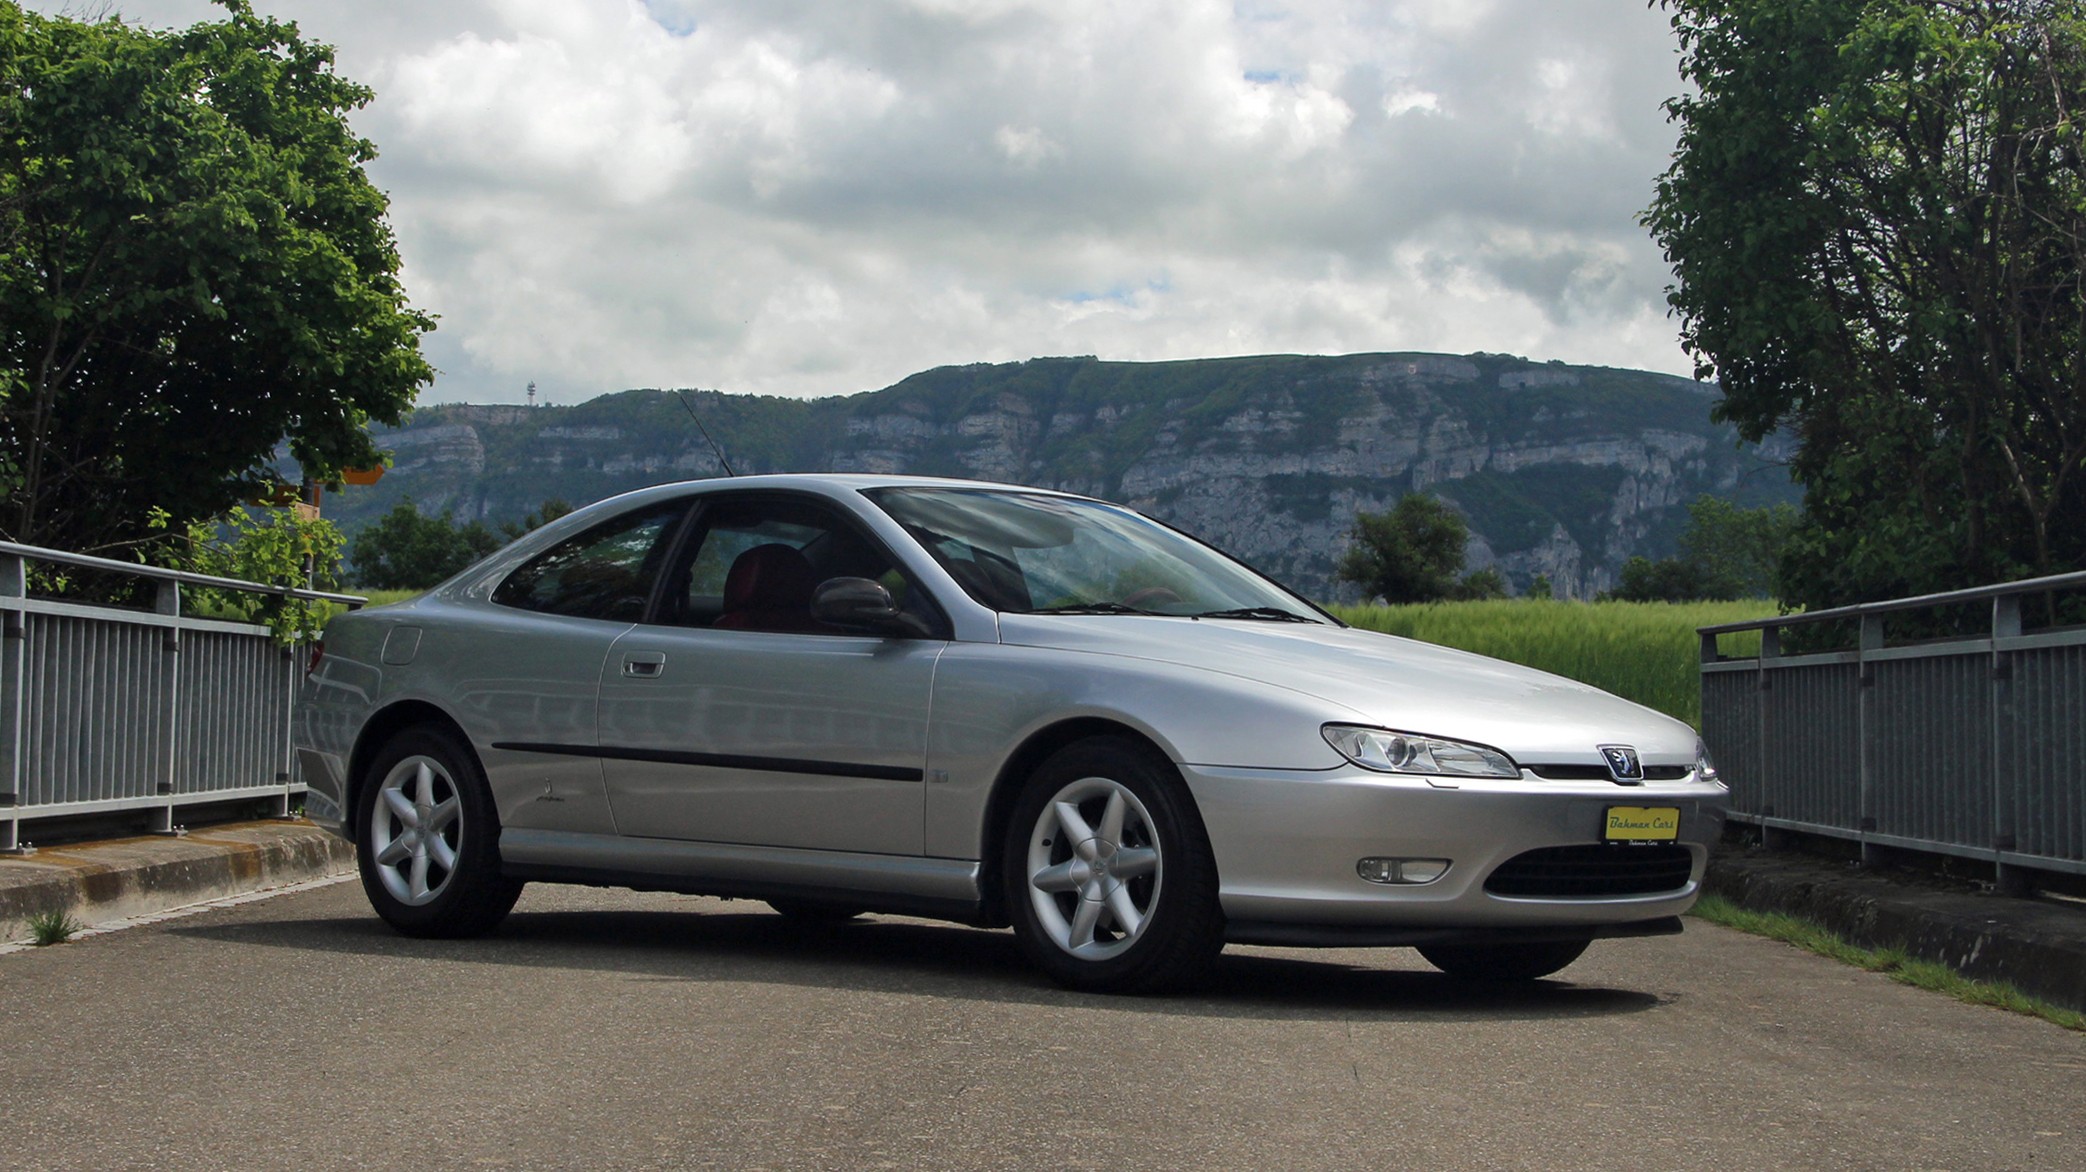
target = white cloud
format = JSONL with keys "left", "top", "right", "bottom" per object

{"left": 993, "top": 125, "right": 1062, "bottom": 169}
{"left": 1384, "top": 88, "right": 1442, "bottom": 117}
{"left": 36, "top": 0, "right": 1696, "bottom": 403}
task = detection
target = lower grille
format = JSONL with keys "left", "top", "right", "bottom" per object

{"left": 1484, "top": 844, "right": 1695, "bottom": 898}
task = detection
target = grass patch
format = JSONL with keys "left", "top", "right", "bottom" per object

{"left": 26, "top": 909, "right": 81, "bottom": 946}
{"left": 1326, "top": 599, "right": 1777, "bottom": 727}
{"left": 1689, "top": 894, "right": 2086, "bottom": 1032}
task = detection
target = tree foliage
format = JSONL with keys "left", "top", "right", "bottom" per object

{"left": 1337, "top": 494, "right": 1506, "bottom": 603}
{"left": 348, "top": 499, "right": 503, "bottom": 591}
{"left": 1605, "top": 496, "right": 1798, "bottom": 602}
{"left": 147, "top": 505, "right": 346, "bottom": 644}
{"left": 1646, "top": 0, "right": 2086, "bottom": 608}
{"left": 0, "top": 0, "right": 432, "bottom": 553}
{"left": 1606, "top": 555, "right": 1717, "bottom": 605}
{"left": 347, "top": 497, "right": 569, "bottom": 590}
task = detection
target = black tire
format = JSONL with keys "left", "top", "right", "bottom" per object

{"left": 1417, "top": 939, "right": 1590, "bottom": 981}
{"left": 355, "top": 725, "right": 522, "bottom": 938}
{"left": 765, "top": 899, "right": 866, "bottom": 922}
{"left": 1002, "top": 736, "right": 1223, "bottom": 993}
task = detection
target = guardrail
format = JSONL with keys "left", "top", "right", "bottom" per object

{"left": 0, "top": 541, "right": 365, "bottom": 854}
{"left": 1699, "top": 571, "right": 2086, "bottom": 890}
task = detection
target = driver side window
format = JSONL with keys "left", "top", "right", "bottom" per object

{"left": 659, "top": 496, "right": 937, "bottom": 635}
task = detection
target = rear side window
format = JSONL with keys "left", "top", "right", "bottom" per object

{"left": 492, "top": 501, "right": 688, "bottom": 621}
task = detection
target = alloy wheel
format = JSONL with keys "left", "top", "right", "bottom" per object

{"left": 1023, "top": 775, "right": 1164, "bottom": 960}
{"left": 369, "top": 755, "right": 463, "bottom": 906}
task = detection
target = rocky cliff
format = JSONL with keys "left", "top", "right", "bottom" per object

{"left": 327, "top": 352, "right": 1796, "bottom": 600}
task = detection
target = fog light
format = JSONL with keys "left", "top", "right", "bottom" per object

{"left": 1357, "top": 857, "right": 1451, "bottom": 885}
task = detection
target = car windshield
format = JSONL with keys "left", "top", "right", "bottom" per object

{"left": 868, "top": 487, "right": 1325, "bottom": 621}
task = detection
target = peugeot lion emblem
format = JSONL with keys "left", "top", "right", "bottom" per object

{"left": 1598, "top": 744, "right": 1644, "bottom": 782}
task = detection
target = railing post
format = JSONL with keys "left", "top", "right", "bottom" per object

{"left": 149, "top": 579, "right": 185, "bottom": 837}
{"left": 274, "top": 642, "right": 298, "bottom": 820}
{"left": 1991, "top": 595, "right": 2027, "bottom": 896}
{"left": 1857, "top": 613, "right": 1883, "bottom": 867}
{"left": 0, "top": 553, "right": 28, "bottom": 855}
{"left": 1757, "top": 624, "right": 1781, "bottom": 849}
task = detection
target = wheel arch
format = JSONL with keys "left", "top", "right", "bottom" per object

{"left": 344, "top": 699, "right": 475, "bottom": 844}
{"left": 975, "top": 716, "right": 1183, "bottom": 928}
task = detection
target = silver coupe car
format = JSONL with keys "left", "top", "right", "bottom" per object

{"left": 295, "top": 474, "right": 1727, "bottom": 992}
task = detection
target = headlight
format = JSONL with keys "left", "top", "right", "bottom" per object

{"left": 1696, "top": 738, "right": 1721, "bottom": 785}
{"left": 1322, "top": 725, "right": 1520, "bottom": 778}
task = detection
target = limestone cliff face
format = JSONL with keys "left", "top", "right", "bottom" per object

{"left": 332, "top": 352, "right": 1794, "bottom": 600}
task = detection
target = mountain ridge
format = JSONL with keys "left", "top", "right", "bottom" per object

{"left": 328, "top": 351, "right": 1796, "bottom": 599}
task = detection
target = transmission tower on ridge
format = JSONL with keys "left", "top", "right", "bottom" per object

{"left": 526, "top": 381, "right": 537, "bottom": 408}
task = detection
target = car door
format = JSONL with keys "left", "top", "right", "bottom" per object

{"left": 595, "top": 492, "right": 946, "bottom": 855}
{"left": 469, "top": 496, "right": 695, "bottom": 835}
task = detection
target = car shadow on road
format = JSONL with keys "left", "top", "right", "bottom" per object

{"left": 173, "top": 900, "right": 1667, "bottom": 1023}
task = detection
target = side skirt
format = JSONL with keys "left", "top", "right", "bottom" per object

{"left": 499, "top": 828, "right": 987, "bottom": 924}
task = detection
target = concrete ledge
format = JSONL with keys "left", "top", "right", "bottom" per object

{"left": 0, "top": 821, "right": 354, "bottom": 943}
{"left": 1705, "top": 850, "right": 2086, "bottom": 1013}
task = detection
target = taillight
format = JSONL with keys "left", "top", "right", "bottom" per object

{"left": 305, "top": 640, "right": 325, "bottom": 676}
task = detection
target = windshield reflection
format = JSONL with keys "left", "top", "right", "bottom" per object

{"left": 868, "top": 487, "right": 1324, "bottom": 622}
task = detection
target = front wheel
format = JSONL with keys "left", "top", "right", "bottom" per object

{"left": 1003, "top": 737, "right": 1223, "bottom": 993}
{"left": 1417, "top": 939, "right": 1590, "bottom": 981}
{"left": 356, "top": 726, "right": 521, "bottom": 938}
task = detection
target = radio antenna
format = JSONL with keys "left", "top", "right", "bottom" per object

{"left": 673, "top": 389, "right": 737, "bottom": 477}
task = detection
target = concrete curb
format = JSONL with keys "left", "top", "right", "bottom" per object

{"left": 1704, "top": 849, "right": 2086, "bottom": 1013}
{"left": 0, "top": 821, "right": 354, "bottom": 944}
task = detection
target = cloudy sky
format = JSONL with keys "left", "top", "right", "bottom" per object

{"left": 36, "top": 0, "right": 1697, "bottom": 405}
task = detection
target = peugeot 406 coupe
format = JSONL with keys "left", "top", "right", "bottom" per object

{"left": 295, "top": 474, "right": 1727, "bottom": 992}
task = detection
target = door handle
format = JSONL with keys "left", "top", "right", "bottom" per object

{"left": 621, "top": 652, "right": 666, "bottom": 678}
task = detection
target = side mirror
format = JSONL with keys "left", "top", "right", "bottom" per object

{"left": 811, "top": 578, "right": 931, "bottom": 637}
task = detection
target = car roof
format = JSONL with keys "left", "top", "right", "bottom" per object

{"left": 584, "top": 472, "right": 1089, "bottom": 511}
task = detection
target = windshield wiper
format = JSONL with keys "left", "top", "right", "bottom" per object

{"left": 1028, "top": 602, "right": 1157, "bottom": 616}
{"left": 1191, "top": 606, "right": 1318, "bottom": 623}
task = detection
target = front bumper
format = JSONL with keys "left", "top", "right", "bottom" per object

{"left": 1180, "top": 762, "right": 1727, "bottom": 935}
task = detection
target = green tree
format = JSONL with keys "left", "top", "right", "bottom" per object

{"left": 1338, "top": 494, "right": 1500, "bottom": 603}
{"left": 502, "top": 498, "right": 573, "bottom": 540}
{"left": 1604, "top": 555, "right": 1715, "bottom": 604}
{"left": 1603, "top": 496, "right": 1798, "bottom": 602}
{"left": 1451, "top": 566, "right": 1509, "bottom": 601}
{"left": 349, "top": 499, "right": 501, "bottom": 591}
{"left": 1678, "top": 496, "right": 1798, "bottom": 598}
{"left": 0, "top": 0, "right": 432, "bottom": 554}
{"left": 1646, "top": 0, "right": 2086, "bottom": 609}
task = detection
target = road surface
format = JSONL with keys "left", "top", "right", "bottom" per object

{"left": 4, "top": 880, "right": 2079, "bottom": 1170}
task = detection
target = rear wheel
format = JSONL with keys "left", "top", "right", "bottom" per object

{"left": 1417, "top": 939, "right": 1590, "bottom": 981}
{"left": 356, "top": 726, "right": 521, "bottom": 938}
{"left": 1003, "top": 737, "right": 1223, "bottom": 993}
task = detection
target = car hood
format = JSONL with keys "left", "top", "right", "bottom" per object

{"left": 993, "top": 614, "right": 1699, "bottom": 764}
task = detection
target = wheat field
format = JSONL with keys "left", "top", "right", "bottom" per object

{"left": 1326, "top": 599, "right": 1776, "bottom": 728}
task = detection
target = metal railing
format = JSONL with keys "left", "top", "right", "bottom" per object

{"left": 0, "top": 541, "right": 365, "bottom": 854}
{"left": 1700, "top": 571, "right": 2086, "bottom": 887}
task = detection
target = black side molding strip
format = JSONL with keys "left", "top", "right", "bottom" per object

{"left": 492, "top": 741, "right": 924, "bottom": 783}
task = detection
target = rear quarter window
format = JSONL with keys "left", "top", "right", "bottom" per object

{"left": 491, "top": 501, "right": 688, "bottom": 621}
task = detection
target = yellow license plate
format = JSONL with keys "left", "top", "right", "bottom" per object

{"left": 1605, "top": 806, "right": 1681, "bottom": 842}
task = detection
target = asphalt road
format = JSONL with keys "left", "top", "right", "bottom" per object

{"left": 4, "top": 880, "right": 2081, "bottom": 1171}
